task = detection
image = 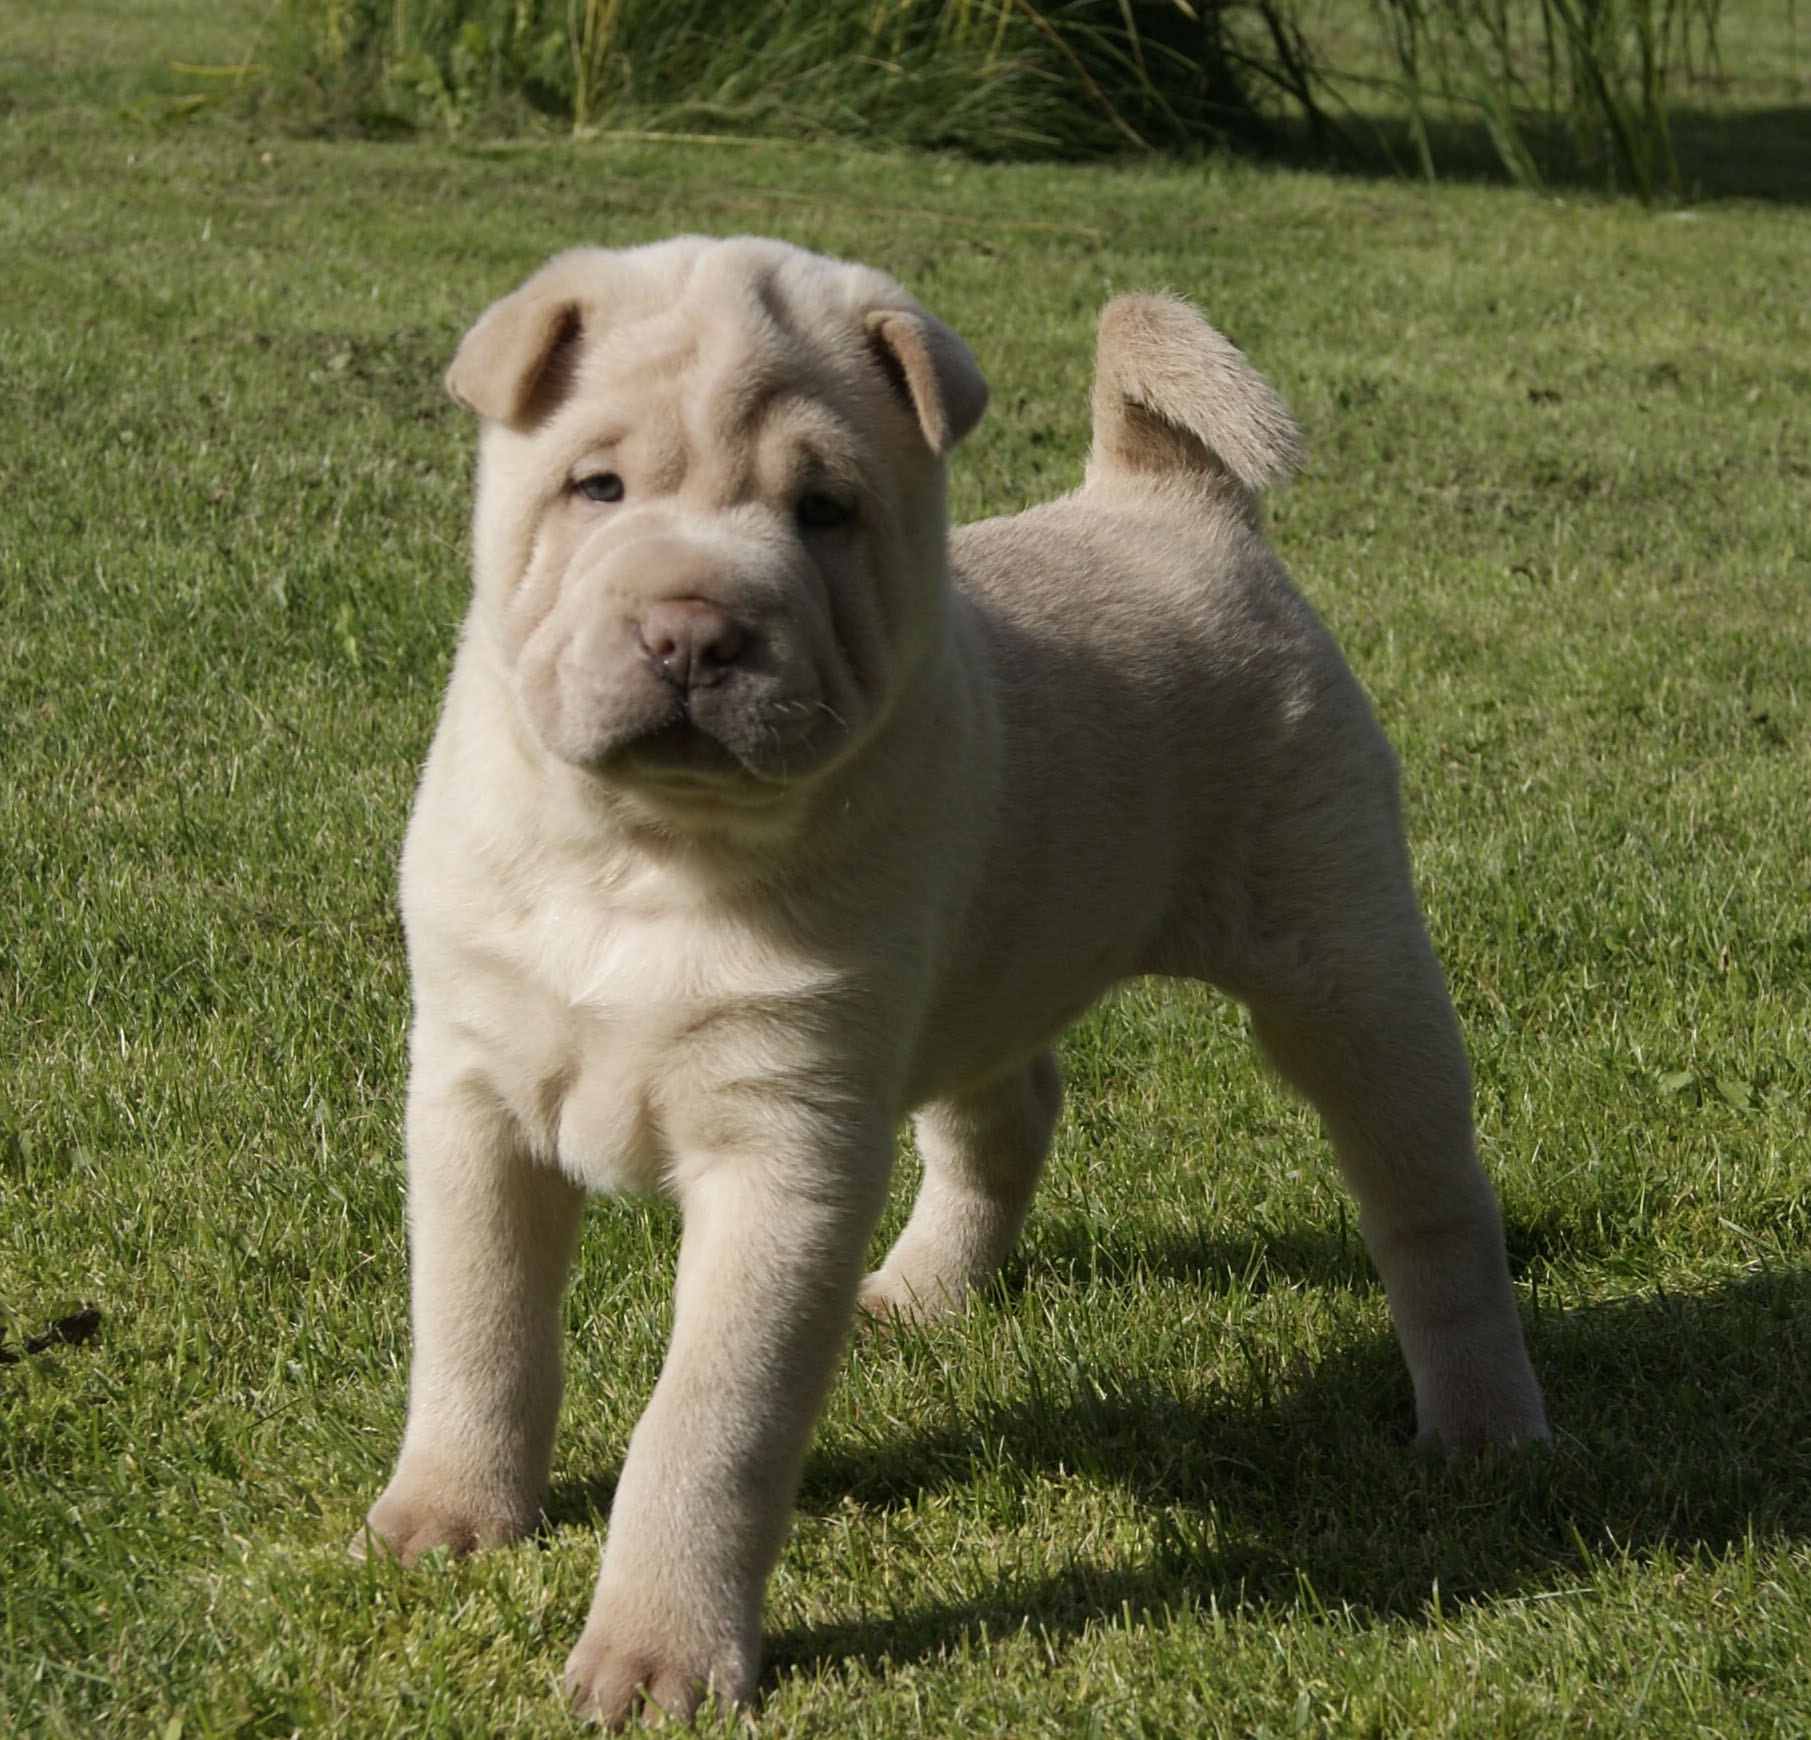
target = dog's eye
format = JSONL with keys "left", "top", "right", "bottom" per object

{"left": 796, "top": 492, "right": 854, "bottom": 531}
{"left": 575, "top": 472, "right": 625, "bottom": 504}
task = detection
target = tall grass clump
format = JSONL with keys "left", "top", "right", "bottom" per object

{"left": 269, "top": 0, "right": 1324, "bottom": 158}
{"left": 266, "top": 0, "right": 1722, "bottom": 194}
{"left": 1365, "top": 0, "right": 1723, "bottom": 198}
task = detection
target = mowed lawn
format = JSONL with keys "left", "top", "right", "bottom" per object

{"left": 3, "top": 4, "right": 1809, "bottom": 1734}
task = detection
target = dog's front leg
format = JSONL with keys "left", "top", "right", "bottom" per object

{"left": 564, "top": 1133, "right": 888, "bottom": 1728}
{"left": 361, "top": 1050, "right": 586, "bottom": 1560}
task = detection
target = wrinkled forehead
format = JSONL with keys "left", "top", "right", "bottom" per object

{"left": 557, "top": 252, "right": 907, "bottom": 489}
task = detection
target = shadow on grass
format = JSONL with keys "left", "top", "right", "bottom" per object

{"left": 1007, "top": 1212, "right": 1383, "bottom": 1298}
{"left": 753, "top": 1246, "right": 1811, "bottom": 1685}
{"left": 541, "top": 1229, "right": 1810, "bottom": 1686}
{"left": 1270, "top": 103, "right": 1811, "bottom": 205}
{"left": 539, "top": 1216, "right": 1387, "bottom": 1539}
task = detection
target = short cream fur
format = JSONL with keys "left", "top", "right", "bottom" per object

{"left": 360, "top": 236, "right": 1549, "bottom": 1727}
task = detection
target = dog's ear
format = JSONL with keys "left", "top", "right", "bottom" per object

{"left": 865, "top": 308, "right": 989, "bottom": 455}
{"left": 446, "top": 273, "right": 586, "bottom": 427}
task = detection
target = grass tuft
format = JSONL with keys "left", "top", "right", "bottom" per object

{"left": 262, "top": 0, "right": 1301, "bottom": 159}
{"left": 251, "top": 0, "right": 1742, "bottom": 196}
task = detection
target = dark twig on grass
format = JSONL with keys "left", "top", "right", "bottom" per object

{"left": 0, "top": 1305, "right": 102, "bottom": 1365}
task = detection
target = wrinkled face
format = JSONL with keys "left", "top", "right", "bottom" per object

{"left": 452, "top": 239, "right": 986, "bottom": 831}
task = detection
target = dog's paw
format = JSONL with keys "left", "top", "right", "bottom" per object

{"left": 1414, "top": 1398, "right": 1552, "bottom": 1458}
{"left": 854, "top": 1266, "right": 963, "bottom": 1327}
{"left": 353, "top": 1474, "right": 534, "bottom": 1564}
{"left": 1410, "top": 1348, "right": 1551, "bottom": 1457}
{"left": 563, "top": 1611, "right": 754, "bottom": 1730}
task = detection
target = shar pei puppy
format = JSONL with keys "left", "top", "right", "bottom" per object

{"left": 358, "top": 236, "right": 1548, "bottom": 1726}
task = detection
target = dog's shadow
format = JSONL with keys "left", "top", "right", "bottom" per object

{"left": 549, "top": 1224, "right": 1811, "bottom": 1687}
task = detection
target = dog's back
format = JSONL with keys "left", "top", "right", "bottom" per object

{"left": 942, "top": 295, "right": 1385, "bottom": 1005}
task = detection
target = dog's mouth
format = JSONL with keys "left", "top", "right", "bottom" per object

{"left": 596, "top": 692, "right": 839, "bottom": 802}
{"left": 613, "top": 710, "right": 750, "bottom": 781}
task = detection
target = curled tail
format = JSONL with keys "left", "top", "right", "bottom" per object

{"left": 1086, "top": 293, "right": 1303, "bottom": 495}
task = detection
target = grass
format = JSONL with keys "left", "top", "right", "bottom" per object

{"left": 260, "top": 0, "right": 1318, "bottom": 157}
{"left": 3, "top": 1, "right": 1809, "bottom": 1733}
{"left": 244, "top": 0, "right": 1280, "bottom": 161}
{"left": 260, "top": 0, "right": 1757, "bottom": 199}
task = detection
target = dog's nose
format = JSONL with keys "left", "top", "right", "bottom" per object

{"left": 637, "top": 598, "right": 748, "bottom": 690}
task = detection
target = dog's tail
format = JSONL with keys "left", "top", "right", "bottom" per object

{"left": 1085, "top": 293, "right": 1303, "bottom": 497}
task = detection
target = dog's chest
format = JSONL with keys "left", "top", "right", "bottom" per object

{"left": 481, "top": 877, "right": 842, "bottom": 1196}
{"left": 512, "top": 894, "right": 715, "bottom": 1193}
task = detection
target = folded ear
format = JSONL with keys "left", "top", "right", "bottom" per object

{"left": 865, "top": 307, "right": 989, "bottom": 455}
{"left": 445, "top": 265, "right": 589, "bottom": 427}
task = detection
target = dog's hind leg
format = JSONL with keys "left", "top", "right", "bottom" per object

{"left": 1239, "top": 908, "right": 1549, "bottom": 1453}
{"left": 859, "top": 1049, "right": 1062, "bottom": 1322}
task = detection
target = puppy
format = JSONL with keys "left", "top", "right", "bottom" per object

{"left": 360, "top": 236, "right": 1548, "bottom": 1726}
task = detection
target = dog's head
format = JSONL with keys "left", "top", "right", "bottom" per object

{"left": 445, "top": 237, "right": 987, "bottom": 831}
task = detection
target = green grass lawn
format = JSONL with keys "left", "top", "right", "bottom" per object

{"left": 3, "top": 4, "right": 1809, "bottom": 1734}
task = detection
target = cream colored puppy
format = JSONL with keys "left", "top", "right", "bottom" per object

{"left": 362, "top": 236, "right": 1548, "bottom": 1726}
